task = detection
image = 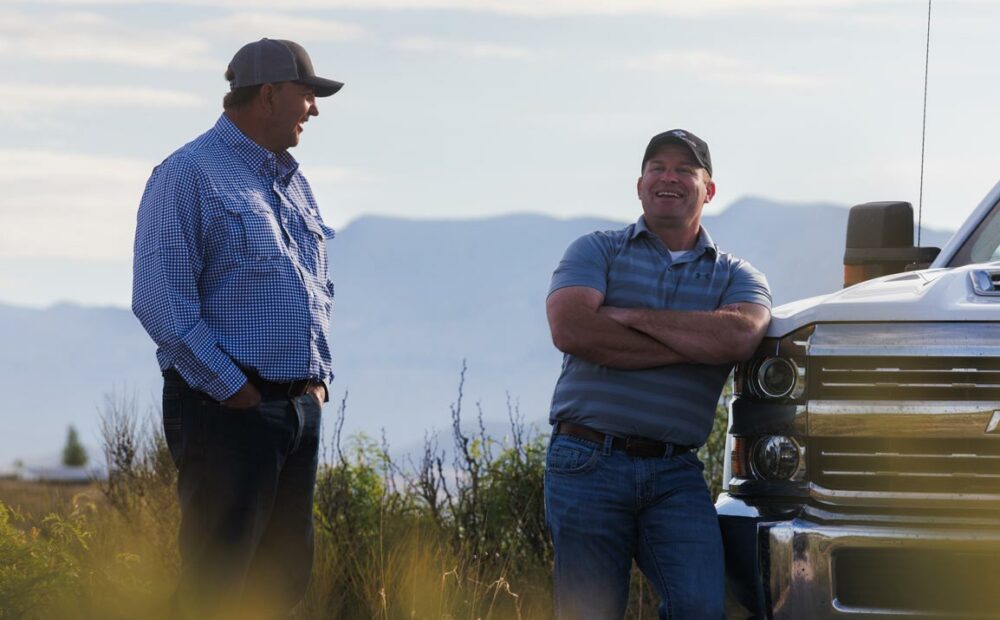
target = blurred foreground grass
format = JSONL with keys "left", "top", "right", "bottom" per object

{"left": 0, "top": 371, "right": 727, "bottom": 619}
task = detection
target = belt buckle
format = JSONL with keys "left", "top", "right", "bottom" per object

{"left": 624, "top": 436, "right": 637, "bottom": 454}
{"left": 625, "top": 435, "right": 670, "bottom": 457}
{"left": 288, "top": 380, "right": 309, "bottom": 398}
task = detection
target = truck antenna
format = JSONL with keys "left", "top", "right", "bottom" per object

{"left": 917, "top": 0, "right": 932, "bottom": 246}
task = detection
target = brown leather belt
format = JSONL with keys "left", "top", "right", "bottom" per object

{"left": 554, "top": 421, "right": 697, "bottom": 458}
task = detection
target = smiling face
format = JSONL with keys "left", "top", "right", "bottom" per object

{"left": 636, "top": 142, "right": 716, "bottom": 247}
{"left": 263, "top": 82, "right": 318, "bottom": 152}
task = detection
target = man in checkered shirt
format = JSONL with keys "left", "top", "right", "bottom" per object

{"left": 132, "top": 39, "right": 343, "bottom": 617}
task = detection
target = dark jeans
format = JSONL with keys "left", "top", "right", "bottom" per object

{"left": 162, "top": 373, "right": 322, "bottom": 618}
{"left": 544, "top": 433, "right": 725, "bottom": 620}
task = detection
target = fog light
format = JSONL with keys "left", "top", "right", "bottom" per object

{"left": 755, "top": 357, "right": 797, "bottom": 398}
{"left": 751, "top": 435, "right": 800, "bottom": 480}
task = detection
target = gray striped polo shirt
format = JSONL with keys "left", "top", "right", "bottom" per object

{"left": 548, "top": 216, "right": 771, "bottom": 447}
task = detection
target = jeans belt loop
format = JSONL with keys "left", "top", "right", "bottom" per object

{"left": 601, "top": 433, "right": 614, "bottom": 457}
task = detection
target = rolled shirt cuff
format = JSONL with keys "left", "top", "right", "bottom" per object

{"left": 166, "top": 320, "right": 248, "bottom": 401}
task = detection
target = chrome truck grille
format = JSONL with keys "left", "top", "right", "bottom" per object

{"left": 811, "top": 356, "right": 1000, "bottom": 401}
{"left": 811, "top": 437, "right": 1000, "bottom": 495}
{"left": 804, "top": 323, "right": 1000, "bottom": 509}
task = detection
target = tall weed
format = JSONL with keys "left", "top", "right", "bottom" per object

{"left": 0, "top": 372, "right": 730, "bottom": 619}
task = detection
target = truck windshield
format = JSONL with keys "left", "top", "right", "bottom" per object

{"left": 949, "top": 199, "right": 1000, "bottom": 267}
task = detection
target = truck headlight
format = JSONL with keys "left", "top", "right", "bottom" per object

{"left": 736, "top": 325, "right": 812, "bottom": 402}
{"left": 751, "top": 435, "right": 801, "bottom": 480}
{"left": 728, "top": 325, "right": 812, "bottom": 494}
{"left": 755, "top": 358, "right": 798, "bottom": 398}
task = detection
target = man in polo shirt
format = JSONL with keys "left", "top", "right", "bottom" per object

{"left": 132, "top": 39, "right": 342, "bottom": 617}
{"left": 544, "top": 129, "right": 771, "bottom": 619}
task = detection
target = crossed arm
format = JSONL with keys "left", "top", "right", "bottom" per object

{"left": 546, "top": 286, "right": 770, "bottom": 370}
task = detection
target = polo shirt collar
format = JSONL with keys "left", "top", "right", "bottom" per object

{"left": 631, "top": 215, "right": 719, "bottom": 258}
{"left": 214, "top": 114, "right": 299, "bottom": 184}
{"left": 694, "top": 226, "right": 719, "bottom": 258}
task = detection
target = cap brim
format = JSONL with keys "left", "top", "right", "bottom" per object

{"left": 299, "top": 76, "right": 344, "bottom": 97}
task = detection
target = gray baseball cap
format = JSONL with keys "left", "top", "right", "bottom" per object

{"left": 228, "top": 38, "right": 344, "bottom": 97}
{"left": 642, "top": 129, "right": 712, "bottom": 176}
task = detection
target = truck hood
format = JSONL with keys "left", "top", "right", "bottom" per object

{"left": 769, "top": 261, "right": 1000, "bottom": 337}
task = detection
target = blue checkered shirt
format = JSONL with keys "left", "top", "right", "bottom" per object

{"left": 132, "top": 114, "right": 335, "bottom": 401}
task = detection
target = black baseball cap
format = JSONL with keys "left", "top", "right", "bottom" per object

{"left": 642, "top": 129, "right": 712, "bottom": 176}
{"left": 228, "top": 38, "right": 344, "bottom": 97}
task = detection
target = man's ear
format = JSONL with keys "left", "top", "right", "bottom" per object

{"left": 258, "top": 83, "right": 276, "bottom": 114}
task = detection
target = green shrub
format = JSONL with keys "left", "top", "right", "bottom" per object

{"left": 699, "top": 379, "right": 732, "bottom": 502}
{"left": 0, "top": 504, "right": 89, "bottom": 620}
{"left": 0, "top": 371, "right": 733, "bottom": 619}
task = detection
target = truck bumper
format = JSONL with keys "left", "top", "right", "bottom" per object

{"left": 718, "top": 494, "right": 1000, "bottom": 618}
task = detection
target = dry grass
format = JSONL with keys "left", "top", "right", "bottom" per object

{"left": 0, "top": 479, "right": 102, "bottom": 524}
{"left": 0, "top": 375, "right": 729, "bottom": 618}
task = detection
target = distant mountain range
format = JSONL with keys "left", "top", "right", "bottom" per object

{"left": 0, "top": 198, "right": 954, "bottom": 466}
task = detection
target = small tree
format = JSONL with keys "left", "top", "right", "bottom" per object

{"left": 62, "top": 425, "right": 88, "bottom": 467}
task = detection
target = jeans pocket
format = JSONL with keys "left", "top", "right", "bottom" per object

{"left": 162, "top": 382, "right": 184, "bottom": 468}
{"left": 290, "top": 396, "right": 308, "bottom": 453}
{"left": 546, "top": 436, "right": 600, "bottom": 475}
{"left": 249, "top": 400, "right": 294, "bottom": 452}
{"left": 676, "top": 450, "right": 706, "bottom": 472}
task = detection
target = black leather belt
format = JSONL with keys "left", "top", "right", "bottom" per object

{"left": 248, "top": 375, "right": 324, "bottom": 401}
{"left": 554, "top": 421, "right": 697, "bottom": 458}
{"left": 163, "top": 368, "right": 324, "bottom": 402}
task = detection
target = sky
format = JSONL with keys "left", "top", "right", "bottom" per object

{"left": 3, "top": 0, "right": 1000, "bottom": 307}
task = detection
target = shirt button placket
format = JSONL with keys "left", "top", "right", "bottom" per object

{"left": 272, "top": 181, "right": 294, "bottom": 246}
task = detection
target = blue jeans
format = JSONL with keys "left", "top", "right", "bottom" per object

{"left": 163, "top": 373, "right": 322, "bottom": 618}
{"left": 544, "top": 433, "right": 724, "bottom": 620}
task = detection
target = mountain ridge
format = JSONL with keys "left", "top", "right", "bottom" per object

{"left": 0, "top": 198, "right": 955, "bottom": 465}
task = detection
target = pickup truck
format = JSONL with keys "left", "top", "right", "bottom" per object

{"left": 718, "top": 180, "right": 1000, "bottom": 619}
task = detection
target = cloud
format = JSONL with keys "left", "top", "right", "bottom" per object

{"left": 0, "top": 150, "right": 377, "bottom": 261}
{"left": 0, "top": 149, "right": 153, "bottom": 260}
{"left": 28, "top": 0, "right": 898, "bottom": 18}
{"left": 623, "top": 50, "right": 829, "bottom": 88}
{"left": 0, "top": 83, "right": 204, "bottom": 113}
{"left": 393, "top": 36, "right": 532, "bottom": 60}
{"left": 0, "top": 9, "right": 212, "bottom": 69}
{"left": 191, "top": 12, "right": 366, "bottom": 42}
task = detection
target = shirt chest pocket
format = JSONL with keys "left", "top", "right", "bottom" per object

{"left": 223, "top": 203, "right": 285, "bottom": 268}
{"left": 296, "top": 213, "right": 335, "bottom": 276}
{"left": 300, "top": 213, "right": 329, "bottom": 241}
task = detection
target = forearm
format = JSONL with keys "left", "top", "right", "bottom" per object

{"left": 550, "top": 310, "right": 689, "bottom": 369}
{"left": 602, "top": 305, "right": 767, "bottom": 364}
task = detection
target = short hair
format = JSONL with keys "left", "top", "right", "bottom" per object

{"left": 222, "top": 67, "right": 264, "bottom": 110}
